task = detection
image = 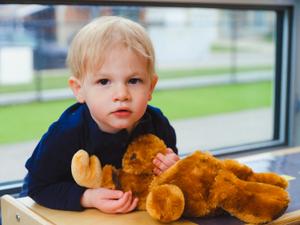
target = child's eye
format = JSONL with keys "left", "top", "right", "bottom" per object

{"left": 98, "top": 79, "right": 110, "bottom": 85}
{"left": 129, "top": 78, "right": 142, "bottom": 84}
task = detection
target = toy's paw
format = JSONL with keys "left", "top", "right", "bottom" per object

{"left": 146, "top": 184, "right": 185, "bottom": 223}
{"left": 210, "top": 170, "right": 289, "bottom": 224}
{"left": 71, "top": 149, "right": 102, "bottom": 188}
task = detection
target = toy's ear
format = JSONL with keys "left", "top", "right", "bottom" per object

{"left": 71, "top": 149, "right": 102, "bottom": 188}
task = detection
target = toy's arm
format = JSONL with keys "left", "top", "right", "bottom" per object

{"left": 101, "top": 165, "right": 119, "bottom": 190}
{"left": 71, "top": 150, "right": 120, "bottom": 190}
{"left": 71, "top": 150, "right": 102, "bottom": 188}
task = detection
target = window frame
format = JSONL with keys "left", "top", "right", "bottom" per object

{"left": 0, "top": 0, "right": 298, "bottom": 195}
{"left": 214, "top": 6, "right": 293, "bottom": 155}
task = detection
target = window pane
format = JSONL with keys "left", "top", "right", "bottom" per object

{"left": 147, "top": 8, "right": 276, "bottom": 154}
{"left": 0, "top": 4, "right": 277, "bottom": 184}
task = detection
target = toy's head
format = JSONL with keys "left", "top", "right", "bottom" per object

{"left": 122, "top": 134, "right": 167, "bottom": 175}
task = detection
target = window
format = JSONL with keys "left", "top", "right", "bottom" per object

{"left": 0, "top": 0, "right": 298, "bottom": 194}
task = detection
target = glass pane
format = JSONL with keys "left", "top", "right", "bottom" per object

{"left": 0, "top": 4, "right": 276, "bottom": 184}
{"left": 148, "top": 9, "right": 276, "bottom": 154}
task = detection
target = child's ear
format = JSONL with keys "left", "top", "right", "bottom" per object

{"left": 68, "top": 76, "right": 85, "bottom": 103}
{"left": 148, "top": 74, "right": 158, "bottom": 101}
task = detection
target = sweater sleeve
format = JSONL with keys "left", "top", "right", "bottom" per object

{"left": 26, "top": 174, "right": 86, "bottom": 211}
{"left": 24, "top": 121, "right": 87, "bottom": 211}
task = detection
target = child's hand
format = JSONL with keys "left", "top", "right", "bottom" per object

{"left": 153, "top": 148, "right": 180, "bottom": 175}
{"left": 81, "top": 188, "right": 138, "bottom": 213}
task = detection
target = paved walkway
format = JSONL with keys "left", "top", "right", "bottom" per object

{"left": 173, "top": 108, "right": 272, "bottom": 153}
{"left": 0, "top": 108, "right": 271, "bottom": 183}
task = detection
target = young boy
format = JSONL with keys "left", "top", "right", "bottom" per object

{"left": 21, "top": 16, "right": 179, "bottom": 214}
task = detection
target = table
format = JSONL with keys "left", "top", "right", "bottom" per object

{"left": 2, "top": 147, "right": 300, "bottom": 225}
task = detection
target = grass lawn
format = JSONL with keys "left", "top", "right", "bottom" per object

{"left": 0, "top": 81, "right": 272, "bottom": 144}
{"left": 151, "top": 81, "right": 271, "bottom": 119}
{"left": 158, "top": 64, "right": 272, "bottom": 79}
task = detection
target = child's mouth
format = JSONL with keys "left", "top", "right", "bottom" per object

{"left": 113, "top": 109, "right": 131, "bottom": 117}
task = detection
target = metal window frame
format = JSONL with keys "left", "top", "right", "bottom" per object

{"left": 0, "top": 0, "right": 296, "bottom": 7}
{"left": 289, "top": 1, "right": 300, "bottom": 147}
{"left": 0, "top": 181, "right": 23, "bottom": 196}
{"left": 213, "top": 6, "right": 294, "bottom": 156}
{"left": 0, "top": 0, "right": 298, "bottom": 194}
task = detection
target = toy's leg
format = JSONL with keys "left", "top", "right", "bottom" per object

{"left": 71, "top": 149, "right": 102, "bottom": 188}
{"left": 146, "top": 184, "right": 185, "bottom": 223}
{"left": 210, "top": 170, "right": 289, "bottom": 224}
{"left": 248, "top": 173, "right": 288, "bottom": 189}
{"left": 223, "top": 159, "right": 288, "bottom": 189}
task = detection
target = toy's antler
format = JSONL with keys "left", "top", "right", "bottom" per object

{"left": 71, "top": 149, "right": 102, "bottom": 188}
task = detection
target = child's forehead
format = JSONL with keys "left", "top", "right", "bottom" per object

{"left": 103, "top": 42, "right": 142, "bottom": 55}
{"left": 103, "top": 44, "right": 147, "bottom": 61}
{"left": 91, "top": 44, "right": 148, "bottom": 67}
{"left": 80, "top": 36, "right": 154, "bottom": 79}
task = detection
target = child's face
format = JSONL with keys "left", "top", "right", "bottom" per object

{"left": 69, "top": 44, "right": 157, "bottom": 133}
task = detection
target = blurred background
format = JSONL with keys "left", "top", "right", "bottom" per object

{"left": 0, "top": 4, "right": 276, "bottom": 183}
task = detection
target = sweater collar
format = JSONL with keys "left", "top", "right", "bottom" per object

{"left": 84, "top": 104, "right": 155, "bottom": 152}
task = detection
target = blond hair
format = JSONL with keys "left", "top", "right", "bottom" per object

{"left": 67, "top": 16, "right": 155, "bottom": 79}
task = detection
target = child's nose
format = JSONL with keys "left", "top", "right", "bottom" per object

{"left": 113, "top": 84, "right": 130, "bottom": 102}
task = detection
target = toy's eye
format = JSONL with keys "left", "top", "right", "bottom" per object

{"left": 130, "top": 153, "right": 136, "bottom": 161}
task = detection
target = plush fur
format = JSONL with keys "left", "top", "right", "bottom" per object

{"left": 71, "top": 134, "right": 289, "bottom": 224}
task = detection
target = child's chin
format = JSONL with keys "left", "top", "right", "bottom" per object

{"left": 114, "top": 123, "right": 135, "bottom": 132}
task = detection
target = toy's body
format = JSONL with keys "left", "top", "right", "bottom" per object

{"left": 71, "top": 134, "right": 289, "bottom": 224}
{"left": 147, "top": 151, "right": 289, "bottom": 223}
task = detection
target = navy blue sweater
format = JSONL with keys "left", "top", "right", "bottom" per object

{"left": 21, "top": 103, "right": 177, "bottom": 211}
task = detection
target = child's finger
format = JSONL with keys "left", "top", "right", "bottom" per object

{"left": 153, "top": 167, "right": 162, "bottom": 175}
{"left": 108, "top": 191, "right": 130, "bottom": 211}
{"left": 100, "top": 188, "right": 124, "bottom": 200}
{"left": 125, "top": 197, "right": 139, "bottom": 213}
{"left": 166, "top": 147, "right": 174, "bottom": 153}
{"left": 153, "top": 157, "right": 169, "bottom": 171}
{"left": 166, "top": 148, "right": 180, "bottom": 161}
{"left": 155, "top": 153, "right": 175, "bottom": 168}
{"left": 170, "top": 153, "right": 180, "bottom": 161}
{"left": 152, "top": 157, "right": 162, "bottom": 167}
{"left": 116, "top": 191, "right": 133, "bottom": 213}
{"left": 156, "top": 153, "right": 168, "bottom": 163}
